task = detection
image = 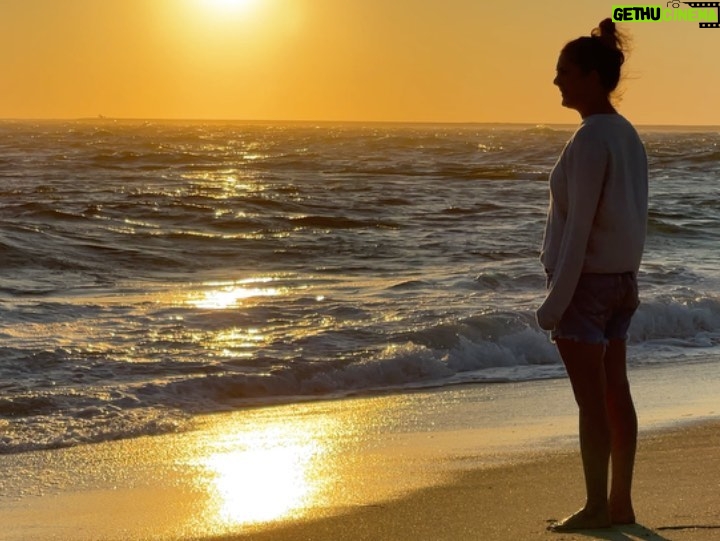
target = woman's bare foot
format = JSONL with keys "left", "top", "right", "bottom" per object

{"left": 609, "top": 495, "right": 636, "bottom": 525}
{"left": 547, "top": 507, "right": 612, "bottom": 532}
{"left": 610, "top": 507, "right": 636, "bottom": 525}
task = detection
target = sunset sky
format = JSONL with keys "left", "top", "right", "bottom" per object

{"left": 1, "top": 0, "right": 717, "bottom": 125}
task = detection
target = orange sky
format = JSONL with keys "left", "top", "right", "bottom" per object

{"left": 0, "top": 0, "right": 717, "bottom": 125}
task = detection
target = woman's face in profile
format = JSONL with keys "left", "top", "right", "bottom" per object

{"left": 553, "top": 53, "right": 598, "bottom": 111}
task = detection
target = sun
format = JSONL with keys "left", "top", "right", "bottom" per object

{"left": 203, "top": 0, "right": 260, "bottom": 14}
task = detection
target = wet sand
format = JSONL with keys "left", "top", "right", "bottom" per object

{"left": 0, "top": 360, "right": 718, "bottom": 541}
{"left": 221, "top": 421, "right": 720, "bottom": 541}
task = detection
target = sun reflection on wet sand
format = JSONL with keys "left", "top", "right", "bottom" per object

{"left": 175, "top": 394, "right": 460, "bottom": 536}
{"left": 186, "top": 409, "right": 343, "bottom": 530}
{"left": 203, "top": 430, "right": 319, "bottom": 525}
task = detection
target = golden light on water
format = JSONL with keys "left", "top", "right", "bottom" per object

{"left": 212, "top": 328, "right": 265, "bottom": 357}
{"left": 188, "top": 278, "right": 283, "bottom": 309}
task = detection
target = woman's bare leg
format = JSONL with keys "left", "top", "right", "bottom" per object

{"left": 550, "top": 338, "right": 612, "bottom": 531}
{"left": 604, "top": 338, "right": 637, "bottom": 524}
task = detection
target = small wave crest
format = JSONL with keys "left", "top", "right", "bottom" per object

{"left": 630, "top": 294, "right": 720, "bottom": 346}
{"left": 137, "top": 326, "right": 561, "bottom": 412}
{"left": 0, "top": 406, "right": 186, "bottom": 455}
{"left": 289, "top": 215, "right": 399, "bottom": 229}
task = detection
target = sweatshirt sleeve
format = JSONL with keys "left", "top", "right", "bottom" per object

{"left": 536, "top": 130, "right": 608, "bottom": 330}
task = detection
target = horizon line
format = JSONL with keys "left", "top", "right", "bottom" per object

{"left": 1, "top": 116, "right": 719, "bottom": 129}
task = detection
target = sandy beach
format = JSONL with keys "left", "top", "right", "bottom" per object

{"left": 0, "top": 359, "right": 718, "bottom": 541}
{"left": 225, "top": 421, "right": 720, "bottom": 541}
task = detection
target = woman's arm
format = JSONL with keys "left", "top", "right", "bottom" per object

{"left": 536, "top": 131, "right": 608, "bottom": 330}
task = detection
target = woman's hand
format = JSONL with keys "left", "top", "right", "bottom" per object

{"left": 536, "top": 301, "right": 559, "bottom": 331}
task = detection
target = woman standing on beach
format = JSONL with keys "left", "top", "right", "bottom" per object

{"left": 536, "top": 19, "right": 648, "bottom": 532}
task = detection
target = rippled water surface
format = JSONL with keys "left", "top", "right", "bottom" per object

{"left": 1, "top": 120, "right": 719, "bottom": 453}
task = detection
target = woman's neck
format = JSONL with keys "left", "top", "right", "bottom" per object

{"left": 578, "top": 98, "right": 617, "bottom": 119}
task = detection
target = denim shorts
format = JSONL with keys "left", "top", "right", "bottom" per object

{"left": 547, "top": 272, "right": 640, "bottom": 344}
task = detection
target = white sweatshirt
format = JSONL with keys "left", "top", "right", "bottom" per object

{"left": 537, "top": 113, "right": 648, "bottom": 330}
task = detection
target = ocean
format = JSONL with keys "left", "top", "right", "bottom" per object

{"left": 1, "top": 119, "right": 719, "bottom": 455}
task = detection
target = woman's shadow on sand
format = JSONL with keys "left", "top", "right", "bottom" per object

{"left": 553, "top": 523, "right": 673, "bottom": 540}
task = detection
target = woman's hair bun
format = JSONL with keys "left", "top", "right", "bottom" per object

{"left": 562, "top": 18, "right": 627, "bottom": 93}
{"left": 592, "top": 18, "right": 622, "bottom": 51}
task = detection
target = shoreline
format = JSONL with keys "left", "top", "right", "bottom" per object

{"left": 0, "top": 359, "right": 717, "bottom": 541}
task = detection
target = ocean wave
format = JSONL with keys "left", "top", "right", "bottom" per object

{"left": 521, "top": 124, "right": 568, "bottom": 134}
{"left": 289, "top": 215, "right": 399, "bottom": 229}
{"left": 673, "top": 149, "right": 720, "bottom": 166}
{"left": 434, "top": 164, "right": 551, "bottom": 181}
{"left": 0, "top": 407, "right": 186, "bottom": 455}
{"left": 647, "top": 215, "right": 687, "bottom": 235}
{"left": 646, "top": 213, "right": 718, "bottom": 240}
{"left": 2, "top": 293, "right": 720, "bottom": 455}
{"left": 630, "top": 295, "right": 720, "bottom": 346}
{"left": 89, "top": 150, "right": 223, "bottom": 171}
{"left": 0, "top": 308, "right": 559, "bottom": 454}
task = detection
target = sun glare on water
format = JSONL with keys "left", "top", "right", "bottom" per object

{"left": 187, "top": 279, "right": 283, "bottom": 310}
